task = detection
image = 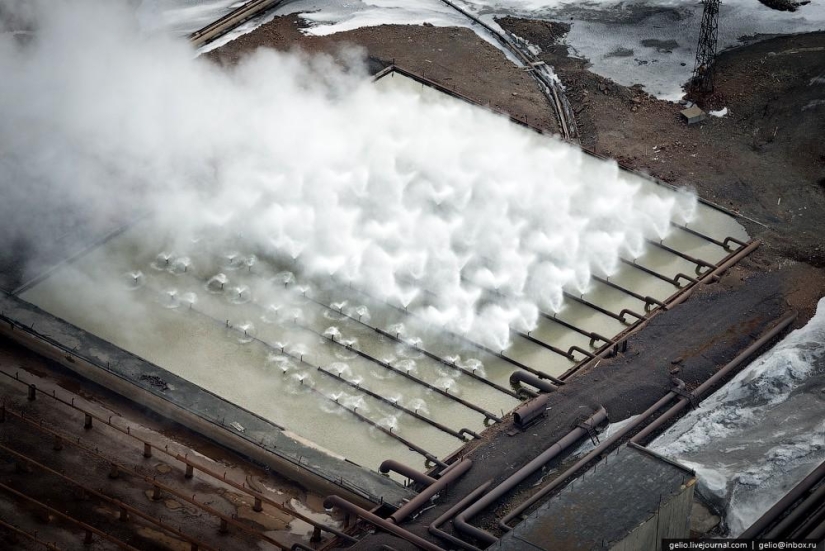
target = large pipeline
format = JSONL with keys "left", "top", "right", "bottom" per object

{"left": 323, "top": 495, "right": 446, "bottom": 551}
{"left": 765, "top": 481, "right": 825, "bottom": 539}
{"left": 560, "top": 239, "right": 762, "bottom": 381}
{"left": 453, "top": 407, "right": 608, "bottom": 545}
{"left": 189, "top": 0, "right": 286, "bottom": 48}
{"left": 429, "top": 480, "right": 492, "bottom": 551}
{"left": 741, "top": 459, "right": 825, "bottom": 538}
{"left": 512, "top": 394, "right": 550, "bottom": 429}
{"left": 501, "top": 311, "right": 796, "bottom": 531}
{"left": 509, "top": 371, "right": 557, "bottom": 394}
{"left": 630, "top": 311, "right": 797, "bottom": 444}
{"left": 380, "top": 459, "right": 436, "bottom": 487}
{"left": 389, "top": 459, "right": 473, "bottom": 524}
{"left": 499, "top": 380, "right": 685, "bottom": 530}
{"left": 789, "top": 500, "right": 825, "bottom": 540}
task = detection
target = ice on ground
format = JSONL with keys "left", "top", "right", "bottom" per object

{"left": 651, "top": 297, "right": 825, "bottom": 536}
{"left": 135, "top": 0, "right": 825, "bottom": 99}
{"left": 709, "top": 107, "right": 728, "bottom": 118}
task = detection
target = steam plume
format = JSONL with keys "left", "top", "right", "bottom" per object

{"left": 0, "top": 0, "right": 696, "bottom": 349}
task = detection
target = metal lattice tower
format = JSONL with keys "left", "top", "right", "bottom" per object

{"left": 691, "top": 0, "right": 721, "bottom": 94}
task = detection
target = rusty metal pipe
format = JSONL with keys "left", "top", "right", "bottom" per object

{"left": 323, "top": 495, "right": 446, "bottom": 551}
{"left": 807, "top": 511, "right": 825, "bottom": 541}
{"left": 512, "top": 395, "right": 550, "bottom": 429}
{"left": 499, "top": 381, "right": 684, "bottom": 530}
{"left": 620, "top": 258, "right": 691, "bottom": 287}
{"left": 672, "top": 223, "right": 746, "bottom": 252}
{"left": 742, "top": 459, "right": 825, "bottom": 538}
{"left": 708, "top": 240, "right": 761, "bottom": 280}
{"left": 765, "top": 476, "right": 825, "bottom": 539}
{"left": 454, "top": 407, "right": 608, "bottom": 545}
{"left": 0, "top": 481, "right": 142, "bottom": 551}
{"left": 390, "top": 459, "right": 472, "bottom": 524}
{"left": 562, "top": 291, "right": 627, "bottom": 323}
{"left": 509, "top": 371, "right": 557, "bottom": 394}
{"left": 646, "top": 240, "right": 716, "bottom": 273}
{"left": 567, "top": 345, "right": 595, "bottom": 360}
{"left": 593, "top": 275, "right": 666, "bottom": 311}
{"left": 0, "top": 373, "right": 356, "bottom": 544}
{"left": 788, "top": 499, "right": 825, "bottom": 540}
{"left": 318, "top": 366, "right": 466, "bottom": 441}
{"left": 517, "top": 329, "right": 577, "bottom": 360}
{"left": 380, "top": 460, "right": 437, "bottom": 487}
{"left": 631, "top": 311, "right": 797, "bottom": 445}
{"left": 539, "top": 312, "right": 614, "bottom": 346}
{"left": 429, "top": 480, "right": 492, "bottom": 551}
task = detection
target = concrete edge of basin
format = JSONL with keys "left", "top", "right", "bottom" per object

{"left": 0, "top": 291, "right": 413, "bottom": 509}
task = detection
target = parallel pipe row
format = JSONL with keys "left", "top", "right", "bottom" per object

{"left": 302, "top": 384, "right": 447, "bottom": 468}
{"left": 172, "top": 274, "right": 503, "bottom": 423}
{"left": 0, "top": 368, "right": 356, "bottom": 543}
{"left": 453, "top": 406, "right": 608, "bottom": 545}
{"left": 0, "top": 481, "right": 142, "bottom": 551}
{"left": 330, "top": 278, "right": 565, "bottom": 385}
{"left": 0, "top": 442, "right": 217, "bottom": 551}
{"left": 0, "top": 416, "right": 293, "bottom": 550}
{"left": 302, "top": 290, "right": 519, "bottom": 399}
{"left": 318, "top": 365, "right": 474, "bottom": 441}
{"left": 499, "top": 311, "right": 797, "bottom": 530}
{"left": 323, "top": 495, "right": 446, "bottom": 551}
{"left": 559, "top": 239, "right": 761, "bottom": 380}
{"left": 741, "top": 459, "right": 825, "bottom": 539}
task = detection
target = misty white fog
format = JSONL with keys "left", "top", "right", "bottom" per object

{"left": 0, "top": 0, "right": 698, "bottom": 349}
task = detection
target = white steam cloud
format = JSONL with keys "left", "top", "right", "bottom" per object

{"left": 0, "top": 0, "right": 696, "bottom": 349}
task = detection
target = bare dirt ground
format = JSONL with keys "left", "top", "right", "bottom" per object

{"left": 207, "top": 15, "right": 559, "bottom": 133}
{"left": 496, "top": 18, "right": 825, "bottom": 270}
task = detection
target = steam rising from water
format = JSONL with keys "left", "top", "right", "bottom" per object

{"left": 0, "top": 0, "right": 696, "bottom": 348}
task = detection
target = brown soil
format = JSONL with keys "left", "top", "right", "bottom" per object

{"left": 207, "top": 15, "right": 559, "bottom": 132}
{"left": 496, "top": 17, "right": 825, "bottom": 270}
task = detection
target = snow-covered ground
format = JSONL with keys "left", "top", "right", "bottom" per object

{"left": 651, "top": 298, "right": 825, "bottom": 536}
{"left": 135, "top": 0, "right": 245, "bottom": 35}
{"left": 139, "top": 0, "right": 825, "bottom": 99}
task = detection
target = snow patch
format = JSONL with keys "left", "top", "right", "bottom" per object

{"left": 651, "top": 298, "right": 825, "bottom": 536}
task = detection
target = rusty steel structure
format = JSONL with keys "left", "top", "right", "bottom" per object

{"left": 691, "top": 0, "right": 722, "bottom": 94}
{"left": 498, "top": 312, "right": 797, "bottom": 532}
{"left": 0, "top": 368, "right": 355, "bottom": 545}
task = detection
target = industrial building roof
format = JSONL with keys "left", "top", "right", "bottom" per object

{"left": 492, "top": 444, "right": 695, "bottom": 551}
